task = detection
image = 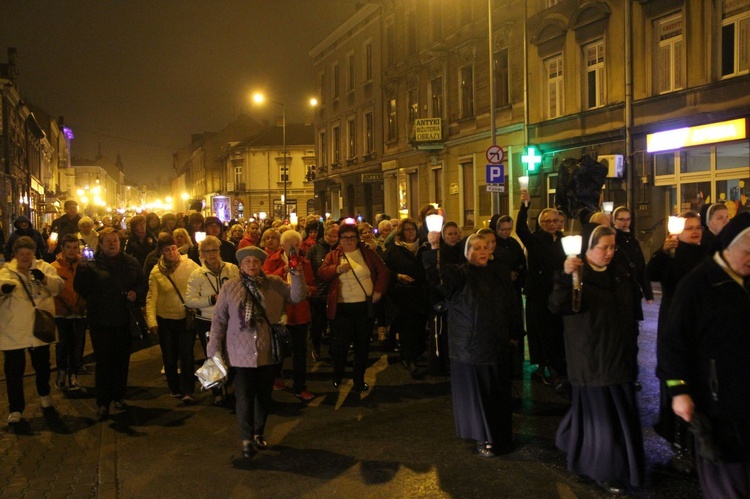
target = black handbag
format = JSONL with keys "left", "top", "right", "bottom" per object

{"left": 343, "top": 253, "right": 377, "bottom": 319}
{"left": 165, "top": 273, "right": 199, "bottom": 331}
{"left": 14, "top": 271, "right": 56, "bottom": 343}
{"left": 246, "top": 287, "right": 291, "bottom": 364}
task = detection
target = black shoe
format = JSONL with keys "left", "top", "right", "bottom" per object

{"left": 476, "top": 442, "right": 496, "bottom": 458}
{"left": 97, "top": 405, "right": 110, "bottom": 421}
{"left": 242, "top": 442, "right": 254, "bottom": 458}
{"left": 352, "top": 382, "right": 369, "bottom": 393}
{"left": 253, "top": 435, "right": 268, "bottom": 451}
{"left": 597, "top": 481, "right": 626, "bottom": 495}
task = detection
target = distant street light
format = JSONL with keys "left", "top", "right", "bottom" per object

{"left": 253, "top": 92, "right": 287, "bottom": 220}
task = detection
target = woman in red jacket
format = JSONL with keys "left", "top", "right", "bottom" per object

{"left": 262, "top": 230, "right": 316, "bottom": 401}
{"left": 319, "top": 222, "right": 389, "bottom": 392}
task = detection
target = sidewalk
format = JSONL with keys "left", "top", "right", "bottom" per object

{"left": 0, "top": 300, "right": 702, "bottom": 498}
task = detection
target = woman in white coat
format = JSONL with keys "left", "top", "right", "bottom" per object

{"left": 0, "top": 236, "right": 64, "bottom": 424}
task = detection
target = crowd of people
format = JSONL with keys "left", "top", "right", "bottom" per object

{"left": 1, "top": 196, "right": 749, "bottom": 498}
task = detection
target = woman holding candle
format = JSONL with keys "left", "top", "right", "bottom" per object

{"left": 549, "top": 225, "right": 645, "bottom": 494}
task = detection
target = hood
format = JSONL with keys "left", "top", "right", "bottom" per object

{"left": 13, "top": 215, "right": 32, "bottom": 230}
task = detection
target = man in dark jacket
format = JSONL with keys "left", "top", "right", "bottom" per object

{"left": 4, "top": 215, "right": 48, "bottom": 261}
{"left": 306, "top": 223, "right": 338, "bottom": 360}
{"left": 46, "top": 200, "right": 82, "bottom": 261}
{"left": 74, "top": 228, "right": 147, "bottom": 419}
{"left": 188, "top": 216, "right": 237, "bottom": 266}
{"left": 517, "top": 191, "right": 567, "bottom": 391}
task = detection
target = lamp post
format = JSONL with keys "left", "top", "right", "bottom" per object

{"left": 253, "top": 93, "right": 287, "bottom": 220}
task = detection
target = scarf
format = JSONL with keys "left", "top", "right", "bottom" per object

{"left": 239, "top": 270, "right": 267, "bottom": 330}
{"left": 396, "top": 239, "right": 420, "bottom": 255}
{"left": 158, "top": 255, "right": 181, "bottom": 275}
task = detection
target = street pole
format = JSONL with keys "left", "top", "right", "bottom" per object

{"left": 488, "top": 0, "right": 499, "bottom": 214}
{"left": 282, "top": 102, "right": 287, "bottom": 221}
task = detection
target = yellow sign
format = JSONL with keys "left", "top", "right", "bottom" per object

{"left": 414, "top": 118, "right": 442, "bottom": 142}
{"left": 647, "top": 118, "right": 747, "bottom": 153}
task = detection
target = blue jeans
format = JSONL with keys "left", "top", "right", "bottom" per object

{"left": 55, "top": 318, "right": 87, "bottom": 373}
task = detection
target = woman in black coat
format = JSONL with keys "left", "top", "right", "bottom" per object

{"left": 384, "top": 218, "right": 429, "bottom": 375}
{"left": 423, "top": 231, "right": 522, "bottom": 458}
{"left": 549, "top": 225, "right": 645, "bottom": 495}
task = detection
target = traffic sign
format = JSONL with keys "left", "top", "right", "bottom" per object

{"left": 486, "top": 145, "right": 504, "bottom": 164}
{"left": 486, "top": 164, "right": 505, "bottom": 184}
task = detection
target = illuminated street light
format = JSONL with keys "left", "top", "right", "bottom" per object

{"left": 253, "top": 92, "right": 287, "bottom": 220}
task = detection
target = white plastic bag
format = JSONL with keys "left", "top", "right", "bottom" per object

{"left": 195, "top": 354, "right": 228, "bottom": 390}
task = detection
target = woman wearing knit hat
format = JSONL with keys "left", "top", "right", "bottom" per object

{"left": 658, "top": 212, "right": 750, "bottom": 498}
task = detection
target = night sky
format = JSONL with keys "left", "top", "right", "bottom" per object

{"left": 0, "top": 0, "right": 357, "bottom": 184}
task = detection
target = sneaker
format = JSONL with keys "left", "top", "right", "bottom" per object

{"left": 7, "top": 412, "right": 21, "bottom": 424}
{"left": 273, "top": 378, "right": 286, "bottom": 391}
{"left": 40, "top": 395, "right": 54, "bottom": 408}
{"left": 55, "top": 370, "right": 67, "bottom": 390}
{"left": 294, "top": 390, "right": 316, "bottom": 401}
{"left": 68, "top": 374, "right": 81, "bottom": 391}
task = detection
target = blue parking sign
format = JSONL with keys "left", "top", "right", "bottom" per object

{"left": 486, "top": 164, "right": 505, "bottom": 184}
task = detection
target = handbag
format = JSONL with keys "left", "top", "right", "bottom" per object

{"left": 343, "top": 253, "right": 377, "bottom": 319}
{"left": 14, "top": 271, "right": 56, "bottom": 343}
{"left": 245, "top": 287, "right": 291, "bottom": 364}
{"left": 165, "top": 273, "right": 199, "bottom": 331}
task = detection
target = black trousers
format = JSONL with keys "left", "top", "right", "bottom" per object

{"left": 90, "top": 325, "right": 131, "bottom": 407}
{"left": 157, "top": 317, "right": 196, "bottom": 396}
{"left": 3, "top": 346, "right": 51, "bottom": 413}
{"left": 392, "top": 307, "right": 427, "bottom": 363}
{"left": 55, "top": 317, "right": 87, "bottom": 373}
{"left": 330, "top": 302, "right": 373, "bottom": 386}
{"left": 308, "top": 298, "right": 327, "bottom": 352}
{"left": 696, "top": 453, "right": 750, "bottom": 499}
{"left": 288, "top": 323, "right": 309, "bottom": 393}
{"left": 234, "top": 364, "right": 277, "bottom": 441}
{"left": 526, "top": 296, "right": 566, "bottom": 376}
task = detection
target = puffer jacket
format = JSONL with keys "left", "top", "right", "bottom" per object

{"left": 262, "top": 249, "right": 316, "bottom": 325}
{"left": 184, "top": 261, "right": 239, "bottom": 321}
{"left": 51, "top": 252, "right": 86, "bottom": 317}
{"left": 0, "top": 259, "right": 64, "bottom": 350}
{"left": 146, "top": 255, "right": 201, "bottom": 328}
{"left": 207, "top": 272, "right": 307, "bottom": 368}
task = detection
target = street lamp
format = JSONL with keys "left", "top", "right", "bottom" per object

{"left": 253, "top": 92, "right": 287, "bottom": 220}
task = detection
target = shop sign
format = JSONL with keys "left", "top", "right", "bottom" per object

{"left": 646, "top": 118, "right": 747, "bottom": 153}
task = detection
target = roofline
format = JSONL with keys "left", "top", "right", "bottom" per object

{"left": 308, "top": 3, "right": 381, "bottom": 58}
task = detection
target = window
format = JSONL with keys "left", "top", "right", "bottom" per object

{"left": 347, "top": 53, "right": 355, "bottom": 92}
{"left": 386, "top": 21, "right": 396, "bottom": 67}
{"left": 717, "top": 142, "right": 750, "bottom": 170}
{"left": 430, "top": 77, "right": 443, "bottom": 119}
{"left": 461, "top": 160, "right": 475, "bottom": 227}
{"left": 460, "top": 65, "right": 474, "bottom": 119}
{"left": 364, "top": 41, "right": 373, "bottom": 81}
{"left": 656, "top": 15, "right": 685, "bottom": 93}
{"left": 494, "top": 48, "right": 510, "bottom": 107}
{"left": 234, "top": 164, "right": 242, "bottom": 186}
{"left": 332, "top": 125, "right": 340, "bottom": 164}
{"left": 364, "top": 112, "right": 374, "bottom": 154}
{"left": 432, "top": 167, "right": 443, "bottom": 206}
{"left": 721, "top": 11, "right": 750, "bottom": 77}
{"left": 680, "top": 146, "right": 712, "bottom": 173}
{"left": 407, "top": 10, "right": 417, "bottom": 55}
{"left": 408, "top": 88, "right": 419, "bottom": 123}
{"left": 546, "top": 55, "right": 564, "bottom": 118}
{"left": 347, "top": 118, "right": 356, "bottom": 159}
{"left": 319, "top": 131, "right": 327, "bottom": 166}
{"left": 279, "top": 162, "right": 289, "bottom": 183}
{"left": 387, "top": 97, "right": 398, "bottom": 141}
{"left": 431, "top": 0, "right": 442, "bottom": 43}
{"left": 319, "top": 72, "right": 326, "bottom": 105}
{"left": 654, "top": 152, "right": 675, "bottom": 175}
{"left": 333, "top": 63, "right": 340, "bottom": 100}
{"left": 584, "top": 40, "right": 605, "bottom": 109}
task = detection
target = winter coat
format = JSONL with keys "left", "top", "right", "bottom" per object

{"left": 384, "top": 242, "right": 429, "bottom": 315}
{"left": 423, "top": 248, "right": 522, "bottom": 364}
{"left": 299, "top": 236, "right": 317, "bottom": 257}
{"left": 74, "top": 251, "right": 147, "bottom": 328}
{"left": 515, "top": 204, "right": 566, "bottom": 299}
{"left": 657, "top": 254, "right": 750, "bottom": 461}
{"left": 146, "top": 255, "right": 201, "bottom": 328}
{"left": 548, "top": 262, "right": 641, "bottom": 387}
{"left": 615, "top": 228, "right": 653, "bottom": 303}
{"left": 124, "top": 234, "right": 157, "bottom": 268}
{"left": 307, "top": 240, "right": 335, "bottom": 301}
{"left": 184, "top": 262, "right": 240, "bottom": 322}
{"left": 318, "top": 243, "right": 390, "bottom": 320}
{"left": 262, "top": 250, "right": 316, "bottom": 325}
{"left": 4, "top": 216, "right": 48, "bottom": 261}
{"left": 51, "top": 253, "right": 86, "bottom": 317}
{"left": 77, "top": 230, "right": 99, "bottom": 252}
{"left": 494, "top": 235, "right": 527, "bottom": 293}
{"left": 237, "top": 235, "right": 259, "bottom": 249}
{"left": 0, "top": 259, "right": 64, "bottom": 350}
{"left": 207, "top": 272, "right": 307, "bottom": 368}
{"left": 187, "top": 239, "right": 237, "bottom": 267}
{"left": 48, "top": 213, "right": 82, "bottom": 258}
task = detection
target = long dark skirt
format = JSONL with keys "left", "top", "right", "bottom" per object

{"left": 556, "top": 384, "right": 645, "bottom": 487}
{"left": 450, "top": 359, "right": 512, "bottom": 448}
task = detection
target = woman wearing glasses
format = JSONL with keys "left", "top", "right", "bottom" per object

{"left": 318, "top": 222, "right": 389, "bottom": 392}
{"left": 549, "top": 225, "right": 645, "bottom": 495}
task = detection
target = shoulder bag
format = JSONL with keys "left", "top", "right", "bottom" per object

{"left": 13, "top": 271, "right": 56, "bottom": 343}
{"left": 245, "top": 287, "right": 291, "bottom": 364}
{"left": 165, "top": 273, "right": 198, "bottom": 331}
{"left": 343, "top": 252, "right": 377, "bottom": 319}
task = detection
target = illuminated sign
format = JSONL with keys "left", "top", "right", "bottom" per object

{"left": 521, "top": 146, "right": 543, "bottom": 173}
{"left": 646, "top": 118, "right": 747, "bottom": 153}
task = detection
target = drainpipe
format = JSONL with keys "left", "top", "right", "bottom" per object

{"left": 625, "top": 1, "right": 634, "bottom": 210}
